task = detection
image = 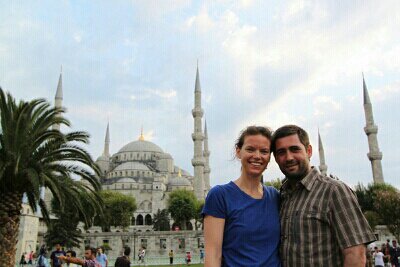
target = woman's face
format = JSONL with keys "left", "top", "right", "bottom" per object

{"left": 236, "top": 134, "right": 271, "bottom": 178}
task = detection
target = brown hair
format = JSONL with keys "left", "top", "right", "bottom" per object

{"left": 271, "top": 124, "right": 310, "bottom": 153}
{"left": 235, "top": 126, "right": 272, "bottom": 150}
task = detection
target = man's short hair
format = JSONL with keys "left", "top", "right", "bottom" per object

{"left": 85, "top": 246, "right": 96, "bottom": 255}
{"left": 124, "top": 246, "right": 131, "bottom": 256}
{"left": 66, "top": 250, "right": 76, "bottom": 257}
{"left": 271, "top": 125, "right": 310, "bottom": 153}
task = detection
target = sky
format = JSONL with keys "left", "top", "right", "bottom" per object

{"left": 1, "top": 0, "right": 399, "bottom": 189}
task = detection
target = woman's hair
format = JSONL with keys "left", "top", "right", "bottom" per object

{"left": 235, "top": 126, "right": 272, "bottom": 150}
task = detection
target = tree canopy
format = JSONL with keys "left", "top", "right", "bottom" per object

{"left": 0, "top": 88, "right": 102, "bottom": 266}
{"left": 96, "top": 190, "right": 137, "bottom": 230}
{"left": 167, "top": 189, "right": 197, "bottom": 230}
{"left": 152, "top": 209, "right": 170, "bottom": 231}
{"left": 374, "top": 190, "right": 400, "bottom": 241}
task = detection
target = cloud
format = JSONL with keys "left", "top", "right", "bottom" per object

{"left": 370, "top": 81, "right": 400, "bottom": 102}
{"left": 313, "top": 96, "right": 342, "bottom": 116}
{"left": 129, "top": 88, "right": 177, "bottom": 101}
{"left": 185, "top": 7, "right": 215, "bottom": 32}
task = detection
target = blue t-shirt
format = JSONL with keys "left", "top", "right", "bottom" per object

{"left": 202, "top": 182, "right": 281, "bottom": 267}
{"left": 96, "top": 253, "right": 107, "bottom": 267}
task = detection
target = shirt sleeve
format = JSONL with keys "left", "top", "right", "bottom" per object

{"left": 201, "top": 185, "right": 227, "bottom": 219}
{"left": 329, "top": 182, "right": 376, "bottom": 249}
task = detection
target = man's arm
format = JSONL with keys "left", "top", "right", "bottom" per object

{"left": 343, "top": 244, "right": 366, "bottom": 267}
{"left": 57, "top": 255, "right": 85, "bottom": 266}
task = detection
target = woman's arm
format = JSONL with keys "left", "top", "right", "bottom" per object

{"left": 204, "top": 215, "right": 225, "bottom": 267}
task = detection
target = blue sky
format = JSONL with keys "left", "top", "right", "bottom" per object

{"left": 1, "top": 0, "right": 399, "bottom": 189}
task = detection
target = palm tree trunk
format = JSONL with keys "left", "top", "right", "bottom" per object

{"left": 0, "top": 191, "right": 23, "bottom": 267}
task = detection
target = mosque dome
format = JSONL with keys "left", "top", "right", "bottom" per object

{"left": 169, "top": 176, "right": 191, "bottom": 187}
{"left": 114, "top": 162, "right": 150, "bottom": 171}
{"left": 96, "top": 154, "right": 109, "bottom": 162}
{"left": 118, "top": 140, "right": 163, "bottom": 154}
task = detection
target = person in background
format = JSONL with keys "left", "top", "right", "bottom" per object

{"left": 390, "top": 240, "right": 400, "bottom": 267}
{"left": 20, "top": 253, "right": 26, "bottom": 266}
{"left": 202, "top": 126, "right": 281, "bottom": 267}
{"left": 36, "top": 247, "right": 50, "bottom": 267}
{"left": 199, "top": 249, "right": 204, "bottom": 263}
{"left": 185, "top": 251, "right": 191, "bottom": 265}
{"left": 114, "top": 247, "right": 131, "bottom": 267}
{"left": 57, "top": 246, "right": 100, "bottom": 267}
{"left": 168, "top": 250, "right": 174, "bottom": 265}
{"left": 50, "top": 244, "right": 66, "bottom": 267}
{"left": 66, "top": 250, "right": 78, "bottom": 267}
{"left": 96, "top": 247, "right": 108, "bottom": 267}
{"left": 373, "top": 246, "right": 386, "bottom": 267}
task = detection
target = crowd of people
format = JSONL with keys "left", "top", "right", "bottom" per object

{"left": 366, "top": 239, "right": 400, "bottom": 267}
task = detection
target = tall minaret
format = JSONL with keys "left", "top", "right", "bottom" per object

{"left": 104, "top": 122, "right": 111, "bottom": 157}
{"left": 363, "top": 75, "right": 384, "bottom": 183}
{"left": 52, "top": 66, "right": 63, "bottom": 131}
{"left": 192, "top": 64, "right": 205, "bottom": 200}
{"left": 318, "top": 130, "right": 328, "bottom": 176}
{"left": 203, "top": 119, "right": 211, "bottom": 195}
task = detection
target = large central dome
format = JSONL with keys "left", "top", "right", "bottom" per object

{"left": 118, "top": 140, "right": 164, "bottom": 153}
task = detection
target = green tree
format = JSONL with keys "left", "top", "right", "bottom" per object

{"left": 354, "top": 183, "right": 397, "bottom": 213}
{"left": 152, "top": 209, "right": 170, "bottom": 231}
{"left": 45, "top": 191, "right": 102, "bottom": 249}
{"left": 96, "top": 190, "right": 137, "bottom": 231}
{"left": 374, "top": 190, "right": 400, "bottom": 241}
{"left": 194, "top": 200, "right": 204, "bottom": 230}
{"left": 167, "top": 189, "right": 197, "bottom": 230}
{"left": 0, "top": 89, "right": 102, "bottom": 267}
{"left": 264, "top": 178, "right": 283, "bottom": 190}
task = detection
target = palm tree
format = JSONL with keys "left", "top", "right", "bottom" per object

{"left": 0, "top": 88, "right": 102, "bottom": 267}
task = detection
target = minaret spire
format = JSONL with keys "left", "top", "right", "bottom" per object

{"left": 318, "top": 129, "right": 328, "bottom": 176}
{"left": 362, "top": 75, "right": 384, "bottom": 183}
{"left": 192, "top": 63, "right": 205, "bottom": 200}
{"left": 203, "top": 119, "right": 211, "bottom": 194}
{"left": 103, "top": 122, "right": 110, "bottom": 157}
{"left": 53, "top": 66, "right": 63, "bottom": 131}
{"left": 139, "top": 126, "right": 145, "bottom": 141}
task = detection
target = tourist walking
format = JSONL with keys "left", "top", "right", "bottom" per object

{"left": 168, "top": 250, "right": 173, "bottom": 265}
{"left": 50, "top": 244, "right": 66, "bottom": 267}
{"left": 199, "top": 249, "right": 204, "bottom": 263}
{"left": 114, "top": 247, "right": 131, "bottom": 267}
{"left": 373, "top": 246, "right": 386, "bottom": 267}
{"left": 390, "top": 240, "right": 400, "bottom": 267}
{"left": 57, "top": 246, "right": 100, "bottom": 267}
{"left": 96, "top": 247, "right": 108, "bottom": 267}
{"left": 185, "top": 251, "right": 191, "bottom": 265}
{"left": 272, "top": 125, "right": 376, "bottom": 267}
{"left": 36, "top": 247, "right": 50, "bottom": 267}
{"left": 20, "top": 253, "right": 26, "bottom": 266}
{"left": 202, "top": 126, "right": 281, "bottom": 266}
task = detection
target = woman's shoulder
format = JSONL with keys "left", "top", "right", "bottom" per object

{"left": 208, "top": 182, "right": 236, "bottom": 195}
{"left": 263, "top": 185, "right": 280, "bottom": 197}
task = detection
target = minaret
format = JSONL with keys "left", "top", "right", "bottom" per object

{"left": 52, "top": 66, "right": 63, "bottom": 131}
{"left": 103, "top": 122, "right": 110, "bottom": 157}
{"left": 318, "top": 130, "right": 328, "bottom": 176}
{"left": 363, "top": 75, "right": 384, "bottom": 183}
{"left": 192, "top": 64, "right": 205, "bottom": 200}
{"left": 203, "top": 119, "right": 211, "bottom": 194}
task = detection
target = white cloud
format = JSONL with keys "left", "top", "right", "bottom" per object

{"left": 370, "top": 81, "right": 400, "bottom": 102}
{"left": 73, "top": 33, "right": 82, "bottom": 43}
{"left": 185, "top": 7, "right": 215, "bottom": 32}
{"left": 146, "top": 88, "right": 177, "bottom": 99}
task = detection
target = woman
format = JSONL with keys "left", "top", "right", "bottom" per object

{"left": 202, "top": 126, "right": 281, "bottom": 267}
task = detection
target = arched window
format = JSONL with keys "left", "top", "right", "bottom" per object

{"left": 145, "top": 214, "right": 152, "bottom": 225}
{"left": 137, "top": 214, "right": 144, "bottom": 225}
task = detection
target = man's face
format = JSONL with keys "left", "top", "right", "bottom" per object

{"left": 97, "top": 248, "right": 102, "bottom": 254}
{"left": 393, "top": 241, "right": 397, "bottom": 247}
{"left": 55, "top": 244, "right": 61, "bottom": 251}
{"left": 274, "top": 134, "right": 312, "bottom": 181}
{"left": 84, "top": 250, "right": 92, "bottom": 260}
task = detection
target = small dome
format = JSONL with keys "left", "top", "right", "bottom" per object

{"left": 159, "top": 153, "right": 173, "bottom": 159}
{"left": 114, "top": 162, "right": 150, "bottom": 171}
{"left": 118, "top": 140, "right": 163, "bottom": 153}
{"left": 169, "top": 176, "right": 191, "bottom": 186}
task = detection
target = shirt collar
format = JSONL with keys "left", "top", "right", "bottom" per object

{"left": 280, "top": 167, "right": 319, "bottom": 192}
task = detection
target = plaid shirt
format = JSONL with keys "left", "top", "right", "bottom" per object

{"left": 279, "top": 168, "right": 376, "bottom": 267}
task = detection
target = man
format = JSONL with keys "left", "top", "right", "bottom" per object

{"left": 114, "top": 247, "right": 131, "bottom": 267}
{"left": 66, "top": 250, "right": 78, "bottom": 267}
{"left": 390, "top": 240, "right": 400, "bottom": 267}
{"left": 373, "top": 246, "right": 386, "bottom": 267}
{"left": 271, "top": 125, "right": 376, "bottom": 267}
{"left": 50, "top": 244, "right": 66, "bottom": 267}
{"left": 96, "top": 247, "right": 108, "bottom": 267}
{"left": 58, "top": 246, "right": 100, "bottom": 267}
